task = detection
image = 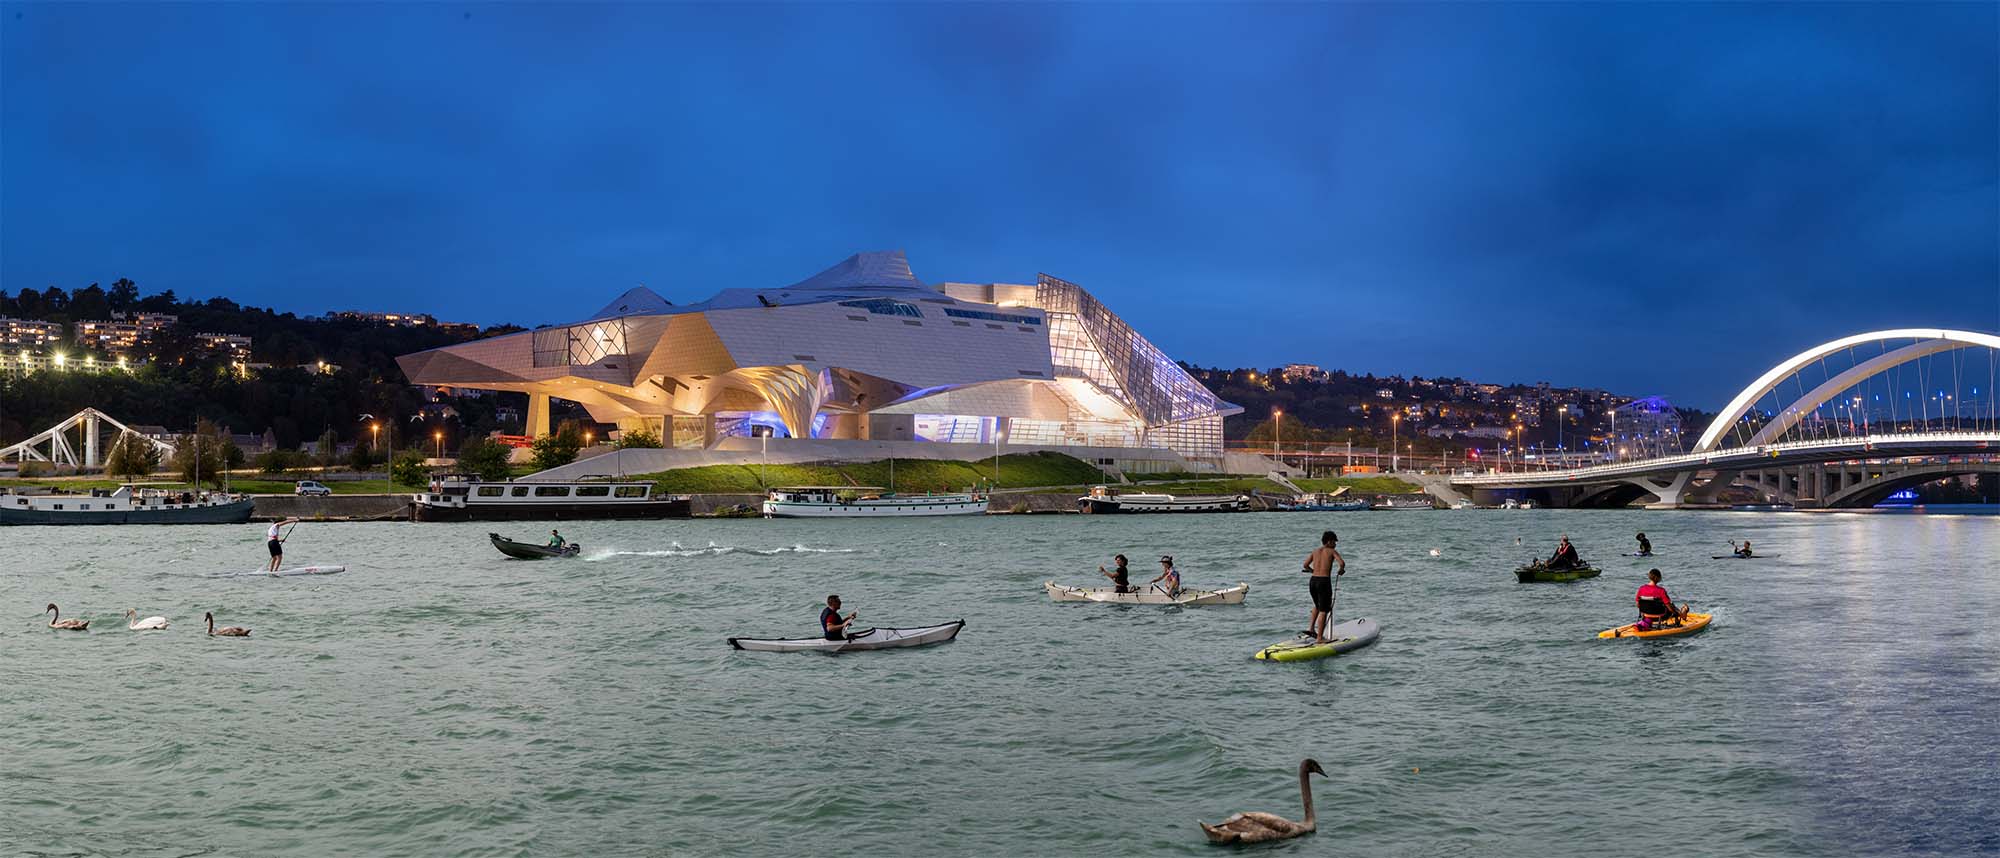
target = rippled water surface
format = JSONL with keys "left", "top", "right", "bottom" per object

{"left": 4, "top": 511, "right": 1997, "bottom": 857}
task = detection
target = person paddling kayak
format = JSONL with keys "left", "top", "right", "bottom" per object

{"left": 1098, "top": 554, "right": 1132, "bottom": 593}
{"left": 1303, "top": 530, "right": 1345, "bottom": 644}
{"left": 1635, "top": 569, "right": 1687, "bottom": 629}
{"left": 1731, "top": 540, "right": 1755, "bottom": 558}
{"left": 1547, "top": 535, "right": 1581, "bottom": 570}
{"left": 820, "top": 595, "right": 858, "bottom": 641}
{"left": 1634, "top": 532, "right": 1652, "bottom": 556}
{"left": 266, "top": 518, "right": 301, "bottom": 571}
{"left": 1148, "top": 556, "right": 1182, "bottom": 598}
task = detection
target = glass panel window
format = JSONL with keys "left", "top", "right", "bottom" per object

{"left": 575, "top": 486, "right": 610, "bottom": 497}
{"left": 614, "top": 485, "right": 650, "bottom": 498}
{"left": 477, "top": 486, "right": 505, "bottom": 497}
{"left": 533, "top": 486, "right": 572, "bottom": 497}
{"left": 943, "top": 307, "right": 1041, "bottom": 325}
{"left": 511, "top": 487, "right": 531, "bottom": 497}
{"left": 836, "top": 299, "right": 923, "bottom": 318}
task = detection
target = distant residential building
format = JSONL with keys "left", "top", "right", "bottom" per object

{"left": 1376, "top": 388, "right": 1395, "bottom": 399}
{"left": 117, "top": 311, "right": 180, "bottom": 338}
{"left": 196, "top": 332, "right": 253, "bottom": 361}
{"left": 75, "top": 319, "right": 142, "bottom": 354}
{"left": 0, "top": 317, "right": 64, "bottom": 347}
{"left": 1280, "top": 363, "right": 1326, "bottom": 383}
{"left": 0, "top": 350, "right": 130, "bottom": 377}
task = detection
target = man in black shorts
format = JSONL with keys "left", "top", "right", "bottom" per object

{"left": 1302, "top": 530, "right": 1345, "bottom": 643}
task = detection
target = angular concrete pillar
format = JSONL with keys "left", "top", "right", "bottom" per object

{"left": 527, "top": 393, "right": 551, "bottom": 438}
{"left": 84, "top": 415, "right": 100, "bottom": 468}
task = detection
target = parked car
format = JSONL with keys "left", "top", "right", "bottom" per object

{"left": 295, "top": 480, "right": 333, "bottom": 497}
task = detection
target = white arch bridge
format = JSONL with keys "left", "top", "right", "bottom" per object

{"left": 1451, "top": 329, "right": 2000, "bottom": 508}
{"left": 0, "top": 408, "right": 177, "bottom": 469}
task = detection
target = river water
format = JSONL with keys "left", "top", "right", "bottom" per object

{"left": 3, "top": 510, "right": 1996, "bottom": 857}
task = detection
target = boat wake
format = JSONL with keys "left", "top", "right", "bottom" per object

{"left": 586, "top": 542, "right": 861, "bottom": 560}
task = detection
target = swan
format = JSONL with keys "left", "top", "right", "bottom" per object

{"left": 45, "top": 603, "right": 88, "bottom": 631}
{"left": 125, "top": 609, "right": 170, "bottom": 631}
{"left": 204, "top": 612, "right": 250, "bottom": 637}
{"left": 1200, "top": 758, "right": 1324, "bottom": 845}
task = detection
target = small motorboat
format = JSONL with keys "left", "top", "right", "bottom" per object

{"left": 1514, "top": 562, "right": 1601, "bottom": 583}
{"left": 729, "top": 620, "right": 965, "bottom": 653}
{"left": 1044, "top": 581, "right": 1249, "bottom": 606}
{"left": 490, "top": 532, "right": 581, "bottom": 559}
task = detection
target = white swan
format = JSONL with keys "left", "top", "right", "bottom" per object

{"left": 125, "top": 609, "right": 169, "bottom": 631}
{"left": 204, "top": 612, "right": 250, "bottom": 637}
{"left": 1200, "top": 758, "right": 1324, "bottom": 844}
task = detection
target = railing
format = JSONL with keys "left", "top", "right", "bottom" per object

{"left": 1455, "top": 431, "right": 2000, "bottom": 486}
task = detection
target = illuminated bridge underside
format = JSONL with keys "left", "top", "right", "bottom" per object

{"left": 1453, "top": 328, "right": 1999, "bottom": 508}
{"left": 397, "top": 251, "right": 1240, "bottom": 458}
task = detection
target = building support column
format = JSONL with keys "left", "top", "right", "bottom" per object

{"left": 527, "top": 393, "right": 551, "bottom": 438}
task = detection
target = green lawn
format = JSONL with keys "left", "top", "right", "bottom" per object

{"left": 635, "top": 452, "right": 1107, "bottom": 494}
{"left": 1290, "top": 475, "right": 1422, "bottom": 494}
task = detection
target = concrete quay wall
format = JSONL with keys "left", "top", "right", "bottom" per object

{"left": 251, "top": 494, "right": 412, "bottom": 522}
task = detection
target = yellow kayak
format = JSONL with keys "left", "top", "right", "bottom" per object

{"left": 1598, "top": 611, "right": 1712, "bottom": 639}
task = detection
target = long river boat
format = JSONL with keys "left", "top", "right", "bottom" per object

{"left": 762, "top": 486, "right": 989, "bottom": 518}
{"left": 413, "top": 475, "right": 691, "bottom": 522}
{"left": 0, "top": 485, "right": 254, "bottom": 525}
{"left": 1076, "top": 485, "right": 1250, "bottom": 514}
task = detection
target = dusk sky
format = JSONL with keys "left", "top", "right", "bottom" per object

{"left": 4, "top": 2, "right": 1995, "bottom": 408}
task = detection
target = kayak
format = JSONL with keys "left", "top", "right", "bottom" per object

{"left": 1599, "top": 611, "right": 1713, "bottom": 639}
{"left": 729, "top": 620, "right": 965, "bottom": 653}
{"left": 1515, "top": 563, "right": 1600, "bottom": 583}
{"left": 1254, "top": 618, "right": 1381, "bottom": 662}
{"left": 491, "top": 533, "right": 581, "bottom": 559}
{"left": 1044, "top": 581, "right": 1249, "bottom": 606}
{"left": 1711, "top": 554, "right": 1778, "bottom": 560}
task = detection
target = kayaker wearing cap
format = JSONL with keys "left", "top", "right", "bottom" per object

{"left": 1634, "top": 532, "right": 1652, "bottom": 556}
{"left": 1303, "top": 530, "right": 1345, "bottom": 644}
{"left": 1635, "top": 569, "right": 1686, "bottom": 628}
{"left": 820, "top": 595, "right": 857, "bottom": 641}
{"left": 1148, "top": 556, "right": 1181, "bottom": 598}
{"left": 1098, "top": 554, "right": 1132, "bottom": 593}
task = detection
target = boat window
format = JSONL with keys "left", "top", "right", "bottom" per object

{"left": 512, "top": 487, "right": 531, "bottom": 497}
{"left": 575, "top": 486, "right": 610, "bottom": 497}
{"left": 477, "top": 486, "right": 505, "bottom": 497}
{"left": 615, "top": 485, "right": 649, "bottom": 498}
{"left": 80, "top": 504, "right": 90, "bottom": 510}
{"left": 534, "top": 486, "right": 572, "bottom": 497}
{"left": 53, "top": 504, "right": 63, "bottom": 510}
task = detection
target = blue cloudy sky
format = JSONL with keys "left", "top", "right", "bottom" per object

{"left": 3, "top": 2, "right": 1995, "bottom": 407}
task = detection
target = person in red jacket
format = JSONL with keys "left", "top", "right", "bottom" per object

{"left": 1635, "top": 569, "right": 1687, "bottom": 628}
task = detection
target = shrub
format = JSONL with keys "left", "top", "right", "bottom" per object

{"left": 530, "top": 420, "right": 584, "bottom": 472}
{"left": 389, "top": 450, "right": 430, "bottom": 488}
{"left": 347, "top": 443, "right": 378, "bottom": 472}
{"left": 258, "top": 449, "right": 305, "bottom": 474}
{"left": 456, "top": 436, "right": 514, "bottom": 481}
{"left": 614, "top": 427, "right": 662, "bottom": 449}
{"left": 16, "top": 461, "right": 51, "bottom": 478}
{"left": 104, "top": 430, "right": 163, "bottom": 480}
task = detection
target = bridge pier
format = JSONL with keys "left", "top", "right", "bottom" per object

{"left": 84, "top": 413, "right": 100, "bottom": 468}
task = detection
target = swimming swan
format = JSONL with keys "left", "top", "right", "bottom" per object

{"left": 45, "top": 603, "right": 88, "bottom": 630}
{"left": 125, "top": 609, "right": 169, "bottom": 631}
{"left": 1200, "top": 758, "right": 1324, "bottom": 844}
{"left": 205, "top": 612, "right": 250, "bottom": 637}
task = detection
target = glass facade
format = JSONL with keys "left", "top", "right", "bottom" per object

{"left": 532, "top": 319, "right": 627, "bottom": 368}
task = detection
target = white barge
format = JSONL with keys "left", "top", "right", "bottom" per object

{"left": 1075, "top": 485, "right": 1250, "bottom": 514}
{"left": 761, "top": 486, "right": 989, "bottom": 518}
{"left": 413, "top": 475, "right": 691, "bottom": 521}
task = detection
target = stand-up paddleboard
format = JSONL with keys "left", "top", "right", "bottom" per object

{"left": 1254, "top": 618, "right": 1380, "bottom": 662}
{"left": 1621, "top": 552, "right": 1655, "bottom": 557}
{"left": 214, "top": 565, "right": 347, "bottom": 577}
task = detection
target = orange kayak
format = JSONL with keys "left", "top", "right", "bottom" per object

{"left": 1598, "top": 611, "right": 1712, "bottom": 639}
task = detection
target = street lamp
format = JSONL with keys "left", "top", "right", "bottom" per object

{"left": 584, "top": 430, "right": 594, "bottom": 448}
{"left": 370, "top": 422, "right": 380, "bottom": 453}
{"left": 1272, "top": 409, "right": 1283, "bottom": 459}
{"left": 434, "top": 430, "right": 443, "bottom": 458}
{"left": 1391, "top": 413, "right": 1401, "bottom": 473}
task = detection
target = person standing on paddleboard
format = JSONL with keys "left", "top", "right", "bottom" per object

{"left": 1303, "top": 531, "right": 1345, "bottom": 644}
{"left": 266, "top": 517, "right": 301, "bottom": 571}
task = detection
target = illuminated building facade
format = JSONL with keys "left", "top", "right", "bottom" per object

{"left": 398, "top": 251, "right": 1239, "bottom": 460}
